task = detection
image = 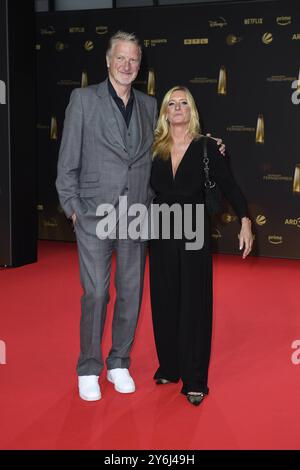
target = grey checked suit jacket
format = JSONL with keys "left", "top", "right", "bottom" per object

{"left": 56, "top": 79, "right": 157, "bottom": 222}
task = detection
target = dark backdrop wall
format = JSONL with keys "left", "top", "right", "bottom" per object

{"left": 36, "top": 0, "right": 300, "bottom": 258}
{"left": 0, "top": 0, "right": 37, "bottom": 267}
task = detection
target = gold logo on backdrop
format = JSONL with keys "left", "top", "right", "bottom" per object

{"left": 36, "top": 44, "right": 41, "bottom": 50}
{"left": 57, "top": 205, "right": 64, "bottom": 214}
{"left": 263, "top": 174, "right": 292, "bottom": 182}
{"left": 37, "top": 204, "right": 44, "bottom": 211}
{"left": 221, "top": 213, "right": 237, "bottom": 223}
{"left": 262, "top": 33, "right": 273, "bottom": 44}
{"left": 212, "top": 228, "right": 222, "bottom": 240}
{"left": 226, "top": 34, "right": 242, "bottom": 46}
{"left": 268, "top": 235, "right": 283, "bottom": 245}
{"left": 81, "top": 71, "right": 88, "bottom": 88}
{"left": 256, "top": 114, "right": 264, "bottom": 144}
{"left": 227, "top": 125, "right": 255, "bottom": 132}
{"left": 267, "top": 75, "right": 295, "bottom": 83}
{"left": 218, "top": 66, "right": 227, "bottom": 95}
{"left": 244, "top": 18, "right": 263, "bottom": 25}
{"left": 276, "top": 16, "right": 292, "bottom": 26}
{"left": 256, "top": 215, "right": 266, "bottom": 225}
{"left": 184, "top": 38, "right": 208, "bottom": 45}
{"left": 44, "top": 218, "right": 58, "bottom": 228}
{"left": 144, "top": 39, "right": 168, "bottom": 48}
{"left": 292, "top": 34, "right": 300, "bottom": 40}
{"left": 297, "top": 67, "right": 300, "bottom": 90}
{"left": 56, "top": 42, "right": 68, "bottom": 52}
{"left": 209, "top": 17, "right": 227, "bottom": 28}
{"left": 50, "top": 116, "right": 58, "bottom": 140}
{"left": 190, "top": 77, "right": 217, "bottom": 84}
{"left": 147, "top": 69, "right": 155, "bottom": 96}
{"left": 69, "top": 27, "right": 85, "bottom": 33}
{"left": 95, "top": 26, "right": 108, "bottom": 35}
{"left": 293, "top": 164, "right": 300, "bottom": 194}
{"left": 285, "top": 218, "right": 300, "bottom": 228}
{"left": 84, "top": 41, "right": 94, "bottom": 51}
{"left": 57, "top": 80, "right": 80, "bottom": 86}
{"left": 40, "top": 26, "right": 56, "bottom": 35}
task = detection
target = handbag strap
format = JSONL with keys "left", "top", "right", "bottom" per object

{"left": 203, "top": 136, "right": 216, "bottom": 189}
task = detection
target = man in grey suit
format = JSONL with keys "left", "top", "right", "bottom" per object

{"left": 56, "top": 31, "right": 157, "bottom": 401}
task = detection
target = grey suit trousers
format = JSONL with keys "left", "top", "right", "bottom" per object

{"left": 75, "top": 211, "right": 147, "bottom": 376}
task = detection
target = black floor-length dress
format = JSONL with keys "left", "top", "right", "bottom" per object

{"left": 149, "top": 137, "right": 248, "bottom": 395}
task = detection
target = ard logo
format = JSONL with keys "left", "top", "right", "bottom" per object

{"left": 0, "top": 80, "right": 6, "bottom": 104}
{"left": 285, "top": 218, "right": 300, "bottom": 228}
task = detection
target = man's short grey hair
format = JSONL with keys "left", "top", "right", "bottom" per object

{"left": 106, "top": 30, "right": 142, "bottom": 60}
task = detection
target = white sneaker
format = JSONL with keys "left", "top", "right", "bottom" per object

{"left": 107, "top": 368, "right": 136, "bottom": 394}
{"left": 78, "top": 375, "right": 101, "bottom": 401}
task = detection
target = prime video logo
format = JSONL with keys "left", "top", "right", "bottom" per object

{"left": 0, "top": 79, "right": 6, "bottom": 104}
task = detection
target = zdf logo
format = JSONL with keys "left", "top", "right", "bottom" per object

{"left": 0, "top": 79, "right": 6, "bottom": 104}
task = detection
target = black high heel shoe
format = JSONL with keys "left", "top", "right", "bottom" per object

{"left": 155, "top": 378, "right": 171, "bottom": 385}
{"left": 186, "top": 392, "right": 205, "bottom": 406}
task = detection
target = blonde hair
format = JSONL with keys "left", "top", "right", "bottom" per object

{"left": 106, "top": 30, "right": 142, "bottom": 61}
{"left": 152, "top": 86, "right": 201, "bottom": 160}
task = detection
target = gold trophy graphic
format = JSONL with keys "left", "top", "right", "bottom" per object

{"left": 256, "top": 114, "right": 264, "bottom": 144}
{"left": 50, "top": 115, "right": 58, "bottom": 140}
{"left": 293, "top": 164, "right": 300, "bottom": 194}
{"left": 218, "top": 66, "right": 227, "bottom": 95}
{"left": 297, "top": 67, "right": 300, "bottom": 91}
{"left": 147, "top": 68, "right": 155, "bottom": 96}
{"left": 81, "top": 70, "right": 88, "bottom": 88}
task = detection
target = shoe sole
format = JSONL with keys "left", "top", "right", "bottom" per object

{"left": 79, "top": 393, "right": 101, "bottom": 401}
{"left": 107, "top": 375, "right": 135, "bottom": 394}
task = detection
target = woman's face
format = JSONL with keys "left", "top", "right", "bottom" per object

{"left": 166, "top": 90, "right": 191, "bottom": 127}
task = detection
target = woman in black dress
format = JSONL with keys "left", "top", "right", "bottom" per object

{"left": 149, "top": 86, "right": 253, "bottom": 406}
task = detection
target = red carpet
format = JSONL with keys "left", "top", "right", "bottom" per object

{"left": 0, "top": 241, "right": 300, "bottom": 450}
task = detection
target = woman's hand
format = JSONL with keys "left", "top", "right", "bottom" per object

{"left": 206, "top": 133, "right": 226, "bottom": 155}
{"left": 239, "top": 217, "right": 253, "bottom": 259}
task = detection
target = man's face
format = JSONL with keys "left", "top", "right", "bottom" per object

{"left": 106, "top": 40, "right": 141, "bottom": 87}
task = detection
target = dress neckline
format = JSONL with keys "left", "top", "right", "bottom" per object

{"left": 170, "top": 139, "right": 194, "bottom": 180}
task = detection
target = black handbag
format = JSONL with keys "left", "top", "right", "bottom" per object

{"left": 202, "top": 136, "right": 223, "bottom": 216}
